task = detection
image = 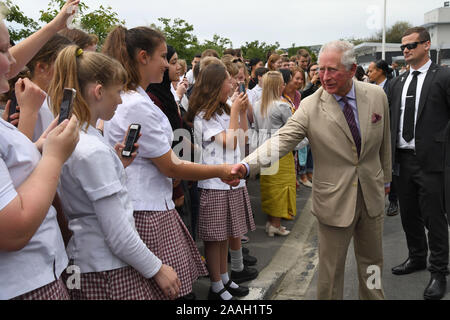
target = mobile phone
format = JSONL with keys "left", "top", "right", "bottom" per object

{"left": 239, "top": 82, "right": 246, "bottom": 94}
{"left": 7, "top": 91, "right": 18, "bottom": 123}
{"left": 58, "top": 88, "right": 76, "bottom": 124}
{"left": 122, "top": 124, "right": 141, "bottom": 158}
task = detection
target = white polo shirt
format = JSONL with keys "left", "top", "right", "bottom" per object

{"left": 0, "top": 118, "right": 68, "bottom": 300}
{"left": 194, "top": 111, "right": 245, "bottom": 190}
{"left": 103, "top": 87, "right": 175, "bottom": 211}
{"left": 58, "top": 125, "right": 162, "bottom": 277}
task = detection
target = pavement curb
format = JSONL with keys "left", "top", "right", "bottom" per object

{"left": 241, "top": 195, "right": 317, "bottom": 300}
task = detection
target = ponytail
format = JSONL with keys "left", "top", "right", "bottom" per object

{"left": 48, "top": 45, "right": 127, "bottom": 130}
{"left": 103, "top": 26, "right": 165, "bottom": 91}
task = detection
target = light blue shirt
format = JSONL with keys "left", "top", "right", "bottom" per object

{"left": 333, "top": 82, "right": 361, "bottom": 134}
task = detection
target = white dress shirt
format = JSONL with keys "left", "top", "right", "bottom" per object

{"left": 103, "top": 87, "right": 175, "bottom": 211}
{"left": 398, "top": 59, "right": 432, "bottom": 150}
{"left": 58, "top": 125, "right": 162, "bottom": 277}
{"left": 194, "top": 111, "right": 245, "bottom": 190}
{"left": 247, "top": 84, "right": 263, "bottom": 108}
{"left": 0, "top": 118, "right": 68, "bottom": 299}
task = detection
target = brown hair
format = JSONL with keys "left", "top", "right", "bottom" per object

{"left": 58, "top": 28, "right": 97, "bottom": 49}
{"left": 221, "top": 54, "right": 239, "bottom": 77}
{"left": 102, "top": 26, "right": 166, "bottom": 91}
{"left": 290, "top": 66, "right": 306, "bottom": 90}
{"left": 201, "top": 49, "right": 219, "bottom": 58}
{"left": 47, "top": 45, "right": 128, "bottom": 130}
{"left": 403, "top": 27, "right": 431, "bottom": 42}
{"left": 27, "top": 34, "right": 73, "bottom": 78}
{"left": 267, "top": 54, "right": 281, "bottom": 71}
{"left": 186, "top": 63, "right": 230, "bottom": 123}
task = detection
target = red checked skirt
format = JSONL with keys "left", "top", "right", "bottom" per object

{"left": 61, "top": 263, "right": 153, "bottom": 300}
{"left": 133, "top": 209, "right": 208, "bottom": 300}
{"left": 12, "top": 278, "right": 69, "bottom": 300}
{"left": 198, "top": 186, "right": 255, "bottom": 241}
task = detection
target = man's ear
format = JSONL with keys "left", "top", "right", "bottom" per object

{"left": 93, "top": 83, "right": 103, "bottom": 100}
{"left": 136, "top": 50, "right": 148, "bottom": 65}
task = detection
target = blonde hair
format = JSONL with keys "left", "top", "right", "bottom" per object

{"left": 199, "top": 56, "right": 224, "bottom": 72}
{"left": 260, "top": 71, "right": 283, "bottom": 117}
{"left": 236, "top": 61, "right": 249, "bottom": 86}
{"left": 48, "top": 45, "right": 128, "bottom": 130}
{"left": 221, "top": 54, "right": 239, "bottom": 77}
{"left": 178, "top": 59, "right": 187, "bottom": 74}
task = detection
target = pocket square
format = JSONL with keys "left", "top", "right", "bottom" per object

{"left": 372, "top": 113, "right": 382, "bottom": 124}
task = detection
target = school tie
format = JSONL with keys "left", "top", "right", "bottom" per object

{"left": 341, "top": 96, "right": 361, "bottom": 157}
{"left": 402, "top": 71, "right": 421, "bottom": 142}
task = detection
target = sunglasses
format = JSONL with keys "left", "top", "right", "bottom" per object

{"left": 400, "top": 40, "right": 427, "bottom": 51}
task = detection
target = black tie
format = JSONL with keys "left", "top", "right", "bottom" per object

{"left": 402, "top": 71, "right": 421, "bottom": 142}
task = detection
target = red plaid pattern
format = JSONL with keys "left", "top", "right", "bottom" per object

{"left": 133, "top": 209, "right": 208, "bottom": 300}
{"left": 198, "top": 187, "right": 255, "bottom": 241}
{"left": 12, "top": 278, "right": 69, "bottom": 300}
{"left": 61, "top": 264, "right": 152, "bottom": 300}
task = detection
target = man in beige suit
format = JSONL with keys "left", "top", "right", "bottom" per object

{"left": 229, "top": 41, "right": 392, "bottom": 299}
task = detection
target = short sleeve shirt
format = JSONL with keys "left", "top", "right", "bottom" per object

{"left": 103, "top": 87, "right": 174, "bottom": 211}
{"left": 0, "top": 119, "right": 68, "bottom": 299}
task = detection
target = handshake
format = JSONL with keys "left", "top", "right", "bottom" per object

{"left": 220, "top": 163, "right": 248, "bottom": 187}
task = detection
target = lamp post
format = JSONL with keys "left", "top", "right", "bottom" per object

{"left": 382, "top": 0, "right": 386, "bottom": 60}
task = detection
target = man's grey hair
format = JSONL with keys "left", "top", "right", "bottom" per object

{"left": 318, "top": 40, "right": 356, "bottom": 70}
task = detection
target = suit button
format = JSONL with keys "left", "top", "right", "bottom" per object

{"left": 353, "top": 183, "right": 358, "bottom": 187}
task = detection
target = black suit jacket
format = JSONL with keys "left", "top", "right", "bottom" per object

{"left": 388, "top": 62, "right": 450, "bottom": 173}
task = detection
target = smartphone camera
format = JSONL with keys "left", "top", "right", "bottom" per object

{"left": 122, "top": 124, "right": 141, "bottom": 158}
{"left": 58, "top": 88, "right": 76, "bottom": 124}
{"left": 239, "top": 82, "right": 246, "bottom": 94}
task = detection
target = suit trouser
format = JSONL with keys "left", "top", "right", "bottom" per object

{"left": 394, "top": 150, "right": 449, "bottom": 276}
{"left": 317, "top": 184, "right": 385, "bottom": 300}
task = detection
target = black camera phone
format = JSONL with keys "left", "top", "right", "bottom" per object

{"left": 239, "top": 82, "right": 246, "bottom": 94}
{"left": 122, "top": 124, "right": 141, "bottom": 158}
{"left": 58, "top": 88, "right": 76, "bottom": 124}
{"left": 7, "top": 91, "right": 18, "bottom": 123}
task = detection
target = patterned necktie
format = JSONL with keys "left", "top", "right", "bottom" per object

{"left": 402, "top": 71, "right": 421, "bottom": 142}
{"left": 341, "top": 96, "right": 361, "bottom": 157}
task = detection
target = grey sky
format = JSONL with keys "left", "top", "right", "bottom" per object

{"left": 6, "top": 0, "right": 448, "bottom": 47}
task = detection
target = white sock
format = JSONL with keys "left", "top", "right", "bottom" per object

{"left": 230, "top": 248, "right": 244, "bottom": 272}
{"left": 211, "top": 280, "right": 232, "bottom": 300}
{"left": 221, "top": 272, "right": 239, "bottom": 289}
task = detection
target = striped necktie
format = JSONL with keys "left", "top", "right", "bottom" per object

{"left": 341, "top": 96, "right": 361, "bottom": 157}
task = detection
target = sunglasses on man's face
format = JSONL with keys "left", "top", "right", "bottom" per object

{"left": 401, "top": 40, "right": 427, "bottom": 51}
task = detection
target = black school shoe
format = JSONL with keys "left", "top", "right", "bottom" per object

{"left": 207, "top": 288, "right": 236, "bottom": 301}
{"left": 224, "top": 280, "right": 249, "bottom": 297}
{"left": 230, "top": 266, "right": 259, "bottom": 284}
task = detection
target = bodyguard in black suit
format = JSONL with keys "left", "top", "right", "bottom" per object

{"left": 389, "top": 27, "right": 449, "bottom": 300}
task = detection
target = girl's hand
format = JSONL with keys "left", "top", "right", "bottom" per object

{"left": 231, "top": 92, "right": 247, "bottom": 113}
{"left": 15, "top": 78, "right": 46, "bottom": 116}
{"left": 2, "top": 100, "right": 20, "bottom": 126}
{"left": 153, "top": 264, "right": 181, "bottom": 300}
{"left": 114, "top": 133, "right": 141, "bottom": 169}
{"left": 42, "top": 115, "right": 79, "bottom": 164}
{"left": 35, "top": 117, "right": 59, "bottom": 153}
{"left": 49, "top": 0, "right": 80, "bottom": 32}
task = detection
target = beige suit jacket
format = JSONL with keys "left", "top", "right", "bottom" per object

{"left": 244, "top": 81, "right": 392, "bottom": 227}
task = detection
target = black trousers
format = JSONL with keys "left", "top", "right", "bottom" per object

{"left": 394, "top": 149, "right": 449, "bottom": 276}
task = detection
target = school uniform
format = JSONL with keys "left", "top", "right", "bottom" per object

{"left": 57, "top": 125, "right": 162, "bottom": 300}
{"left": 0, "top": 118, "right": 69, "bottom": 300}
{"left": 103, "top": 86, "right": 208, "bottom": 299}
{"left": 32, "top": 96, "right": 54, "bottom": 142}
{"left": 194, "top": 111, "right": 255, "bottom": 241}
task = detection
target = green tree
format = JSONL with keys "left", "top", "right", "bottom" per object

{"left": 345, "top": 21, "right": 413, "bottom": 45}
{"left": 157, "top": 17, "right": 199, "bottom": 62}
{"left": 1, "top": 0, "right": 40, "bottom": 42}
{"left": 240, "top": 40, "right": 280, "bottom": 61}
{"left": 195, "top": 34, "right": 233, "bottom": 58}
{"left": 39, "top": 0, "right": 124, "bottom": 46}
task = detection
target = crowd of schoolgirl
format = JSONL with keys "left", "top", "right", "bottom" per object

{"left": 0, "top": 0, "right": 316, "bottom": 301}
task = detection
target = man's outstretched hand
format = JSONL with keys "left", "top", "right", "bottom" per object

{"left": 221, "top": 163, "right": 248, "bottom": 187}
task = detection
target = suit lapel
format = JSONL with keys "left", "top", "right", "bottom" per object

{"left": 355, "top": 82, "right": 369, "bottom": 156}
{"left": 320, "top": 90, "right": 355, "bottom": 146}
{"left": 417, "top": 63, "right": 439, "bottom": 121}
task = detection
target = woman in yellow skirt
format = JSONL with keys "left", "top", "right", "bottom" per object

{"left": 251, "top": 70, "right": 296, "bottom": 237}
